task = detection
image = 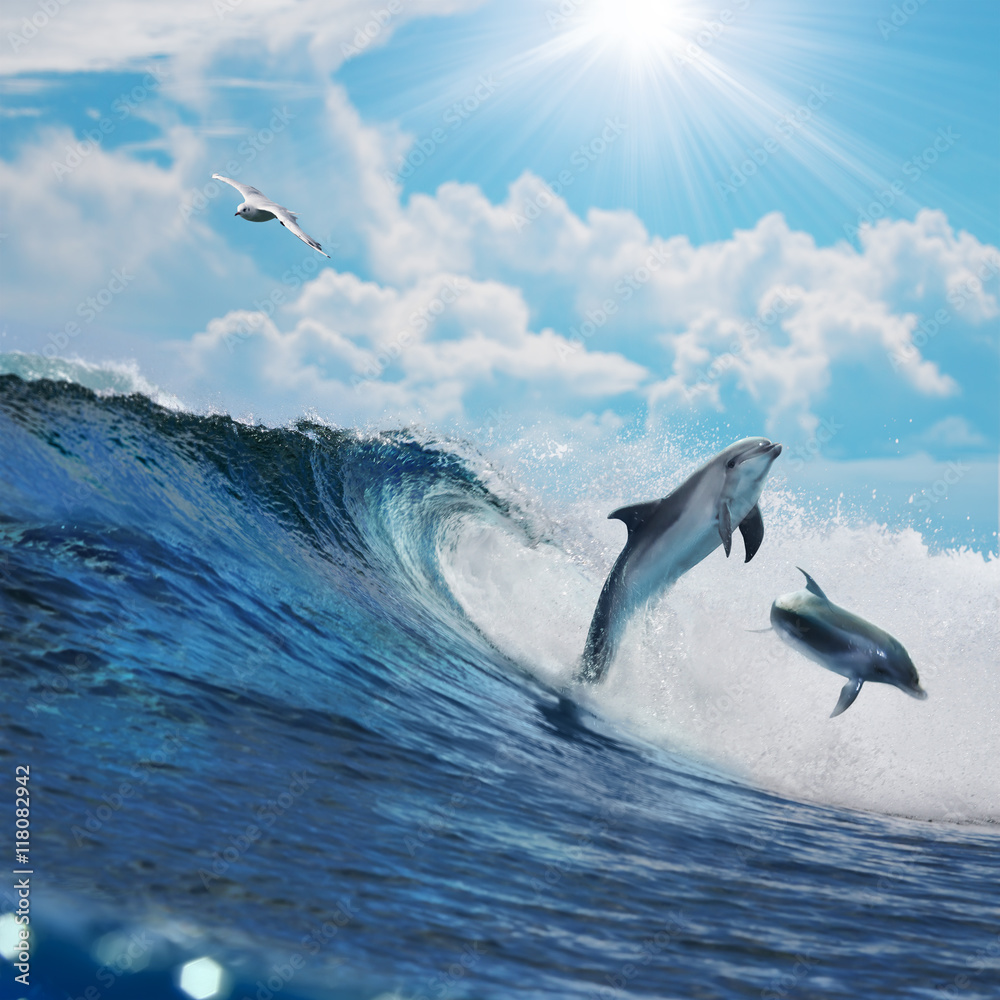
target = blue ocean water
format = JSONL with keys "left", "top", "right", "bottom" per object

{"left": 0, "top": 367, "right": 998, "bottom": 1000}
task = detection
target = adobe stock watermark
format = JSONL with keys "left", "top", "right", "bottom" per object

{"left": 213, "top": 0, "right": 245, "bottom": 17}
{"left": 586, "top": 912, "right": 686, "bottom": 1000}
{"left": 844, "top": 127, "right": 959, "bottom": 239}
{"left": 40, "top": 267, "right": 135, "bottom": 359}
{"left": 352, "top": 276, "right": 470, "bottom": 390}
{"left": 230, "top": 633, "right": 286, "bottom": 691}
{"left": 51, "top": 65, "right": 168, "bottom": 179}
{"left": 785, "top": 417, "right": 844, "bottom": 472}
{"left": 887, "top": 252, "right": 998, "bottom": 373}
{"left": 935, "top": 932, "right": 1000, "bottom": 999}
{"left": 761, "top": 953, "right": 817, "bottom": 999}
{"left": 383, "top": 74, "right": 498, "bottom": 188}
{"left": 197, "top": 770, "right": 316, "bottom": 890}
{"left": 715, "top": 85, "right": 833, "bottom": 200}
{"left": 911, "top": 461, "right": 970, "bottom": 514}
{"left": 877, "top": 0, "right": 931, "bottom": 41}
{"left": 398, "top": 942, "right": 488, "bottom": 1000}
{"left": 237, "top": 897, "right": 357, "bottom": 1000}
{"left": 178, "top": 107, "right": 296, "bottom": 222}
{"left": 673, "top": 0, "right": 753, "bottom": 69}
{"left": 25, "top": 601, "right": 140, "bottom": 714}
{"left": 544, "top": 0, "right": 583, "bottom": 28}
{"left": 557, "top": 242, "right": 677, "bottom": 360}
{"left": 221, "top": 253, "right": 325, "bottom": 353}
{"left": 531, "top": 779, "right": 644, "bottom": 900}
{"left": 70, "top": 731, "right": 186, "bottom": 845}
{"left": 683, "top": 288, "right": 798, "bottom": 399}
{"left": 403, "top": 741, "right": 512, "bottom": 857}
{"left": 66, "top": 930, "right": 154, "bottom": 998}
{"left": 510, "top": 117, "right": 627, "bottom": 232}
{"left": 862, "top": 464, "right": 971, "bottom": 573}
{"left": 698, "top": 640, "right": 794, "bottom": 738}
{"left": 341, "top": 1, "right": 403, "bottom": 57}
{"left": 7, "top": 0, "right": 74, "bottom": 53}
{"left": 479, "top": 404, "right": 516, "bottom": 440}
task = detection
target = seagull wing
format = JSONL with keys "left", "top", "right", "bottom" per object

{"left": 212, "top": 174, "right": 268, "bottom": 203}
{"left": 271, "top": 203, "right": 331, "bottom": 258}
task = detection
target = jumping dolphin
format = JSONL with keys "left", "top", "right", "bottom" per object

{"left": 577, "top": 437, "right": 782, "bottom": 683}
{"left": 770, "top": 568, "right": 927, "bottom": 716}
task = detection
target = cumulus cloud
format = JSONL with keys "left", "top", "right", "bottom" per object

{"left": 354, "top": 146, "right": 998, "bottom": 441}
{"left": 158, "top": 85, "right": 1000, "bottom": 444}
{"left": 0, "top": 21, "right": 995, "bottom": 453}
{"left": 360, "top": 166, "right": 994, "bottom": 442}
{"left": 167, "top": 169, "right": 996, "bottom": 449}
{"left": 0, "top": 118, "right": 273, "bottom": 345}
{"left": 171, "top": 268, "right": 648, "bottom": 425}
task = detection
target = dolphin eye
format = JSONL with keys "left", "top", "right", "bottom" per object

{"left": 726, "top": 458, "right": 736, "bottom": 469}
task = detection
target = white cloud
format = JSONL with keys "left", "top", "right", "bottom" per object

{"left": 170, "top": 269, "right": 648, "bottom": 426}
{"left": 0, "top": 120, "right": 268, "bottom": 344}
{"left": 357, "top": 160, "right": 995, "bottom": 436}
{"left": 0, "top": 27, "right": 995, "bottom": 448}
{"left": 1, "top": 0, "right": 485, "bottom": 77}
{"left": 918, "top": 416, "right": 988, "bottom": 449}
{"left": 166, "top": 169, "right": 995, "bottom": 442}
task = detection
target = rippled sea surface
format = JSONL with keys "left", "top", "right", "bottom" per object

{"left": 1, "top": 372, "right": 998, "bottom": 1000}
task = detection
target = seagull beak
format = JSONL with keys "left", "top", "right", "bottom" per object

{"left": 234, "top": 211, "right": 239, "bottom": 216}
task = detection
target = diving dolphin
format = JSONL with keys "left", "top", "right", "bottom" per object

{"left": 770, "top": 568, "right": 927, "bottom": 717}
{"left": 577, "top": 437, "right": 782, "bottom": 683}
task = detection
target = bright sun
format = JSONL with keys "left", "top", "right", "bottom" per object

{"left": 583, "top": 0, "right": 690, "bottom": 61}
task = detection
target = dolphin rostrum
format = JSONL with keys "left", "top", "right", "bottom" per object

{"left": 577, "top": 437, "right": 782, "bottom": 683}
{"left": 770, "top": 568, "right": 927, "bottom": 717}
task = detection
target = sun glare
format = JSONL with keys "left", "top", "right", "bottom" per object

{"left": 584, "top": 0, "right": 690, "bottom": 61}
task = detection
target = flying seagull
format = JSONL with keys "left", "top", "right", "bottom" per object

{"left": 212, "top": 174, "right": 330, "bottom": 257}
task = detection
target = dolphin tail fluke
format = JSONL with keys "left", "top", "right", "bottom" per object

{"left": 577, "top": 631, "right": 614, "bottom": 684}
{"left": 578, "top": 561, "right": 628, "bottom": 684}
{"left": 576, "top": 655, "right": 602, "bottom": 684}
{"left": 830, "top": 677, "right": 863, "bottom": 717}
{"left": 738, "top": 504, "right": 765, "bottom": 562}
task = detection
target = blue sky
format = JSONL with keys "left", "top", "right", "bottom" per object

{"left": 1, "top": 0, "right": 997, "bottom": 543}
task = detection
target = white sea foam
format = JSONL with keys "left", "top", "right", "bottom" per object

{"left": 442, "top": 482, "right": 1000, "bottom": 824}
{"left": 0, "top": 351, "right": 185, "bottom": 410}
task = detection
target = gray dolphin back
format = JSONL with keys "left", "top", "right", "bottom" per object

{"left": 576, "top": 477, "right": 701, "bottom": 683}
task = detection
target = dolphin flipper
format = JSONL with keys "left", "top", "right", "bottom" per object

{"left": 796, "top": 567, "right": 828, "bottom": 600}
{"left": 718, "top": 502, "right": 733, "bottom": 557}
{"left": 738, "top": 504, "right": 764, "bottom": 563}
{"left": 831, "top": 677, "right": 863, "bottom": 717}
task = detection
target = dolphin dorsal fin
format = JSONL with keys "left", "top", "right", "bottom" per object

{"left": 797, "top": 567, "right": 828, "bottom": 600}
{"left": 608, "top": 500, "right": 661, "bottom": 535}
